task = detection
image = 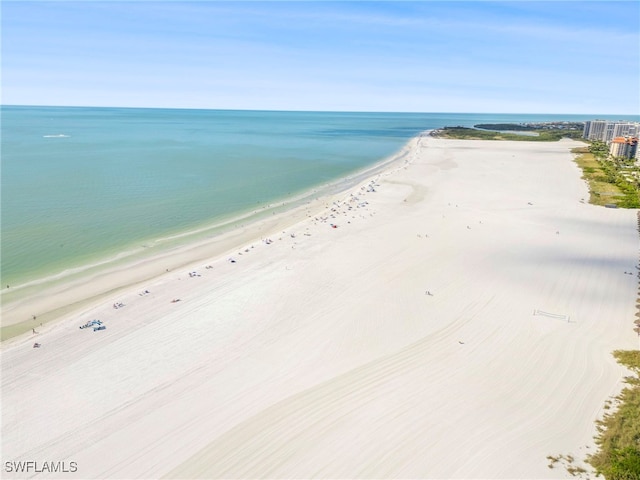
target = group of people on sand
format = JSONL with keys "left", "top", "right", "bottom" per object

{"left": 29, "top": 184, "right": 382, "bottom": 352}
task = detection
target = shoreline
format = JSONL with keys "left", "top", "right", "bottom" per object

{"left": 0, "top": 134, "right": 422, "bottom": 341}
{"left": 2, "top": 136, "right": 638, "bottom": 478}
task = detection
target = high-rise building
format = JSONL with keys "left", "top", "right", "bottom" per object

{"left": 609, "top": 137, "right": 638, "bottom": 159}
{"left": 583, "top": 120, "right": 608, "bottom": 140}
{"left": 613, "top": 123, "right": 639, "bottom": 138}
{"left": 604, "top": 123, "right": 617, "bottom": 143}
{"left": 583, "top": 120, "right": 640, "bottom": 143}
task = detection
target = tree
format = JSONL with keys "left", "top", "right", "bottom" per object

{"left": 589, "top": 140, "right": 610, "bottom": 159}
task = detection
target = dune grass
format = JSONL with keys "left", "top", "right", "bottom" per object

{"left": 572, "top": 146, "right": 627, "bottom": 206}
{"left": 572, "top": 146, "right": 640, "bottom": 209}
{"left": 587, "top": 350, "right": 640, "bottom": 479}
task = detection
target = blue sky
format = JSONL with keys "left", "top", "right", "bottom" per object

{"left": 2, "top": 1, "right": 639, "bottom": 113}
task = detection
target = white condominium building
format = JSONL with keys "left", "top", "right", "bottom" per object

{"left": 583, "top": 120, "right": 640, "bottom": 143}
{"left": 613, "top": 122, "right": 639, "bottom": 138}
{"left": 583, "top": 120, "right": 608, "bottom": 140}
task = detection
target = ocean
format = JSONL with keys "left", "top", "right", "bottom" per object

{"left": 1, "top": 106, "right": 634, "bottom": 288}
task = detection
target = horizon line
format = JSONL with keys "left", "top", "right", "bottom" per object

{"left": 2, "top": 104, "right": 639, "bottom": 118}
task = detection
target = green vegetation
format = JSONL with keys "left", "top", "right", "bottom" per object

{"left": 590, "top": 140, "right": 610, "bottom": 158}
{"left": 432, "top": 126, "right": 583, "bottom": 141}
{"left": 587, "top": 350, "right": 640, "bottom": 480}
{"left": 573, "top": 146, "right": 627, "bottom": 206}
{"left": 572, "top": 142, "right": 640, "bottom": 208}
{"left": 547, "top": 454, "right": 588, "bottom": 476}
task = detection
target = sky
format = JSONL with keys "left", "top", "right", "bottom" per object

{"left": 2, "top": 1, "right": 639, "bottom": 114}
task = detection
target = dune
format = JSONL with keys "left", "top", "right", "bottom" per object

{"left": 1, "top": 136, "right": 637, "bottom": 479}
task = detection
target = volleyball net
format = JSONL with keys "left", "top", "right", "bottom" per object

{"left": 533, "top": 309, "right": 571, "bottom": 322}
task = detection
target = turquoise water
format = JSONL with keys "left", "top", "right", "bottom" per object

{"left": 2, "top": 106, "right": 636, "bottom": 287}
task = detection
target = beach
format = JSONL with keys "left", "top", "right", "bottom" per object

{"left": 2, "top": 136, "right": 638, "bottom": 478}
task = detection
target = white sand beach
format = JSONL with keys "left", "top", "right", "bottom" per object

{"left": 2, "top": 136, "right": 638, "bottom": 479}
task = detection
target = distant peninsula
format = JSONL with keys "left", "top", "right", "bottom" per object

{"left": 431, "top": 122, "right": 585, "bottom": 141}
